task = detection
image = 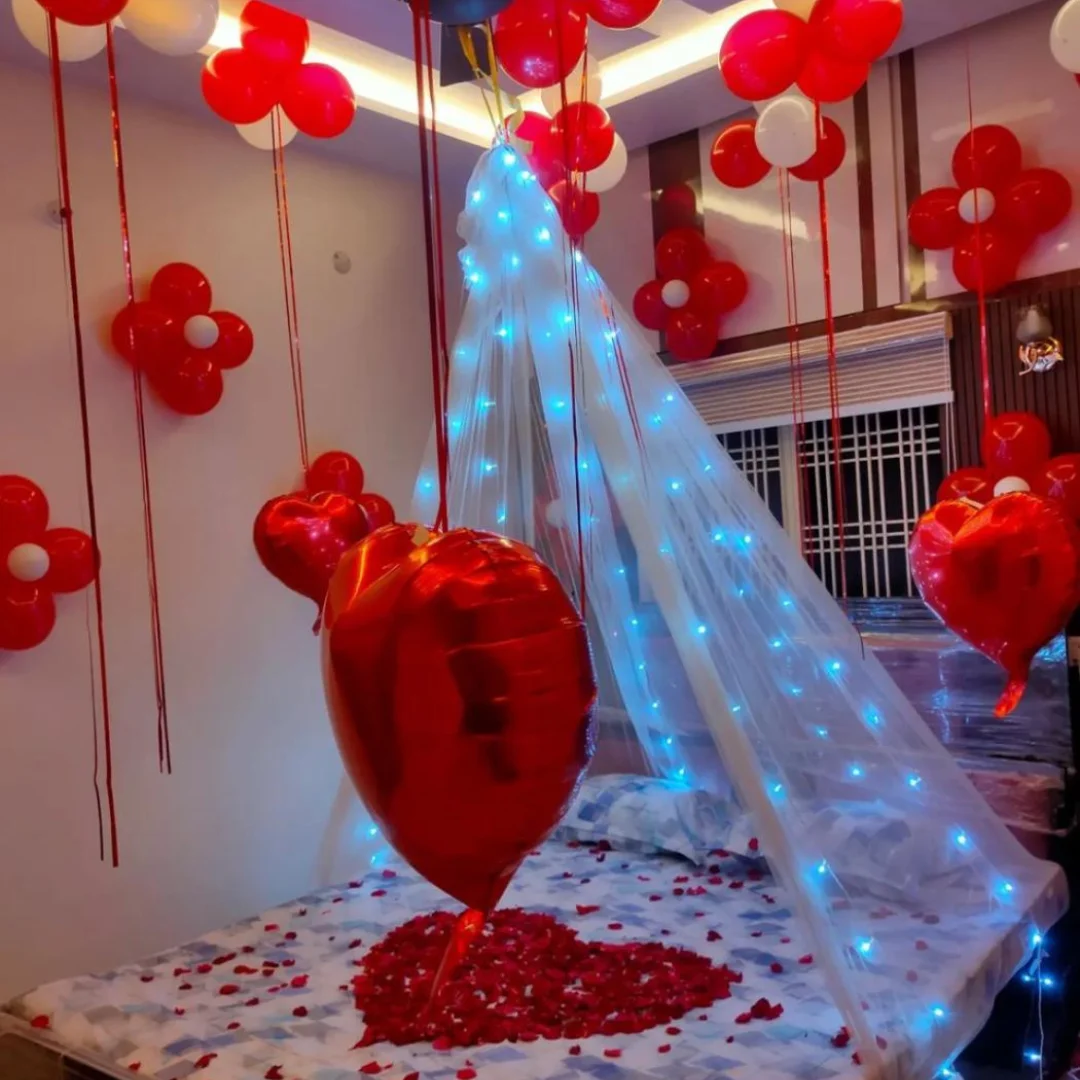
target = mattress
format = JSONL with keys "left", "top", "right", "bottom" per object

{"left": 3, "top": 841, "right": 1065, "bottom": 1080}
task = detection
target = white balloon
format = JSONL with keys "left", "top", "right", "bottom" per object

{"left": 7, "top": 543, "right": 50, "bottom": 584}
{"left": 993, "top": 476, "right": 1031, "bottom": 497}
{"left": 235, "top": 112, "right": 298, "bottom": 151}
{"left": 958, "top": 187, "right": 996, "bottom": 224}
{"left": 12, "top": 0, "right": 106, "bottom": 62}
{"left": 586, "top": 134, "right": 627, "bottom": 193}
{"left": 184, "top": 314, "right": 220, "bottom": 349}
{"left": 540, "top": 52, "right": 603, "bottom": 116}
{"left": 121, "top": 0, "right": 219, "bottom": 56}
{"left": 755, "top": 94, "right": 816, "bottom": 168}
{"left": 661, "top": 280, "right": 691, "bottom": 308}
{"left": 1051, "top": 0, "right": 1080, "bottom": 73}
{"left": 753, "top": 87, "right": 811, "bottom": 114}
{"left": 774, "top": 0, "right": 816, "bottom": 18}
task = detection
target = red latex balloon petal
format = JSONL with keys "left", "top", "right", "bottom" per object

{"left": 493, "top": 0, "right": 588, "bottom": 89}
{"left": 201, "top": 48, "right": 278, "bottom": 126}
{"left": 809, "top": 0, "right": 902, "bottom": 63}
{"left": 789, "top": 115, "right": 846, "bottom": 181}
{"left": 632, "top": 280, "right": 669, "bottom": 332}
{"left": 981, "top": 411, "right": 1052, "bottom": 481}
{"left": 357, "top": 493, "right": 396, "bottom": 530}
{"left": 0, "top": 476, "right": 49, "bottom": 548}
{"left": 42, "top": 527, "right": 98, "bottom": 594}
{"left": 655, "top": 228, "right": 711, "bottom": 282}
{"left": 206, "top": 311, "right": 255, "bottom": 369}
{"left": 36, "top": 0, "right": 126, "bottom": 27}
{"left": 240, "top": 0, "right": 310, "bottom": 72}
{"left": 998, "top": 169, "right": 1073, "bottom": 236}
{"left": 937, "top": 466, "right": 993, "bottom": 504}
{"left": 549, "top": 103, "right": 615, "bottom": 173}
{"left": 512, "top": 109, "right": 550, "bottom": 145}
{"left": 111, "top": 301, "right": 183, "bottom": 369}
{"left": 908, "top": 187, "right": 963, "bottom": 251}
{"left": 0, "top": 583, "right": 56, "bottom": 651}
{"left": 719, "top": 10, "right": 809, "bottom": 102}
{"left": 282, "top": 63, "right": 357, "bottom": 139}
{"left": 150, "top": 353, "right": 225, "bottom": 416}
{"left": 306, "top": 451, "right": 366, "bottom": 500}
{"left": 952, "top": 225, "right": 1022, "bottom": 294}
{"left": 323, "top": 528, "right": 597, "bottom": 912}
{"left": 691, "top": 261, "right": 748, "bottom": 316}
{"left": 1037, "top": 454, "right": 1080, "bottom": 522}
{"left": 795, "top": 50, "right": 869, "bottom": 103}
{"left": 150, "top": 263, "right": 213, "bottom": 320}
{"left": 951, "top": 125, "right": 1022, "bottom": 192}
{"left": 666, "top": 306, "right": 719, "bottom": 363}
{"left": 587, "top": 0, "right": 662, "bottom": 29}
{"left": 709, "top": 120, "right": 771, "bottom": 189}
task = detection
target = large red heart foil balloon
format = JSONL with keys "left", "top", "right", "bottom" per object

{"left": 253, "top": 491, "right": 372, "bottom": 610}
{"left": 910, "top": 493, "right": 1080, "bottom": 716}
{"left": 322, "top": 524, "right": 597, "bottom": 913}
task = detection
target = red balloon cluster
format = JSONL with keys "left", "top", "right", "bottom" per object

{"left": 632, "top": 228, "right": 749, "bottom": 362}
{"left": 710, "top": 112, "right": 846, "bottom": 189}
{"left": 0, "top": 475, "right": 97, "bottom": 651}
{"left": 908, "top": 126, "right": 1072, "bottom": 293}
{"left": 718, "top": 0, "right": 903, "bottom": 105}
{"left": 202, "top": 1, "right": 356, "bottom": 139}
{"left": 253, "top": 451, "right": 397, "bottom": 614}
{"left": 110, "top": 263, "right": 254, "bottom": 416}
{"left": 34, "top": 0, "right": 126, "bottom": 26}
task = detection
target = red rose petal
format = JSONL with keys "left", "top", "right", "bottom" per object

{"left": 219, "top": 984, "right": 240, "bottom": 996}
{"left": 569, "top": 1045, "right": 581, "bottom": 1056}
{"left": 607, "top": 923, "right": 623, "bottom": 930}
{"left": 799, "top": 955, "right": 813, "bottom": 965}
{"left": 666, "top": 1026, "right": 681, "bottom": 1035}
{"left": 290, "top": 975, "right": 309, "bottom": 989}
{"left": 658, "top": 1044, "right": 671, "bottom": 1053}
{"left": 264, "top": 924, "right": 279, "bottom": 932}
{"left": 194, "top": 1054, "right": 218, "bottom": 1069}
{"left": 174, "top": 1008, "right": 185, "bottom": 1016}
{"left": 128, "top": 1064, "right": 141, "bottom": 1072}
{"left": 707, "top": 930, "right": 722, "bottom": 942}
{"left": 29, "top": 1016, "right": 49, "bottom": 1030}
{"left": 915, "top": 940, "right": 929, "bottom": 951}
{"left": 726, "top": 1035, "right": 735, "bottom": 1043}
{"left": 770, "top": 962, "right": 783, "bottom": 974}
{"left": 293, "top": 1006, "right": 308, "bottom": 1017}
{"left": 457, "top": 1070, "right": 477, "bottom": 1079}
{"left": 575, "top": 905, "right": 600, "bottom": 916}
{"left": 735, "top": 1012, "right": 752, "bottom": 1024}
{"left": 265, "top": 1068, "right": 284, "bottom": 1080}
{"left": 432, "top": 1035, "right": 452, "bottom": 1051}
{"left": 227, "top": 1022, "right": 241, "bottom": 1030}
{"left": 349, "top": 939, "right": 363, "bottom": 949}
{"left": 359, "top": 1063, "right": 382, "bottom": 1075}
{"left": 603, "top": 1049, "right": 622, "bottom": 1058}
{"left": 244, "top": 998, "right": 260, "bottom": 1007}
{"left": 371, "top": 889, "right": 387, "bottom": 898}
{"left": 748, "top": 837, "right": 759, "bottom": 851}
{"left": 178, "top": 983, "right": 192, "bottom": 991}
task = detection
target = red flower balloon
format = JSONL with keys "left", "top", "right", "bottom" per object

{"left": 796, "top": 50, "right": 869, "bottom": 103}
{"left": 655, "top": 228, "right": 711, "bottom": 281}
{"left": 306, "top": 451, "right": 366, "bottom": 500}
{"left": 493, "top": 0, "right": 588, "bottom": 89}
{"left": 548, "top": 103, "right": 615, "bottom": 173}
{"left": 937, "top": 466, "right": 993, "bottom": 504}
{"left": 719, "top": 10, "right": 810, "bottom": 101}
{"left": 240, "top": 0, "right": 310, "bottom": 73}
{"left": 908, "top": 187, "right": 963, "bottom": 250}
{"left": 952, "top": 225, "right": 1023, "bottom": 295}
{"left": 201, "top": 48, "right": 278, "bottom": 125}
{"left": 322, "top": 526, "right": 597, "bottom": 912}
{"left": 808, "top": 0, "right": 903, "bottom": 64}
{"left": 587, "top": 0, "right": 661, "bottom": 29}
{"left": 790, "top": 115, "right": 847, "bottom": 181}
{"left": 633, "top": 281, "right": 669, "bottom": 332}
{"left": 709, "top": 120, "right": 772, "bottom": 189}
{"left": 281, "top": 63, "right": 356, "bottom": 139}
{"left": 951, "top": 125, "right": 1022, "bottom": 192}
{"left": 0, "top": 476, "right": 97, "bottom": 652}
{"left": 691, "top": 261, "right": 749, "bottom": 315}
{"left": 667, "top": 306, "right": 719, "bottom": 363}
{"left": 548, "top": 179, "right": 600, "bottom": 241}
{"left": 36, "top": 0, "right": 126, "bottom": 26}
{"left": 981, "top": 411, "right": 1052, "bottom": 482}
{"left": 1037, "top": 454, "right": 1080, "bottom": 522}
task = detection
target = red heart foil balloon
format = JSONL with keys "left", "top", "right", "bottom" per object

{"left": 253, "top": 492, "right": 372, "bottom": 609}
{"left": 322, "top": 526, "right": 597, "bottom": 913}
{"left": 910, "top": 493, "right": 1080, "bottom": 716}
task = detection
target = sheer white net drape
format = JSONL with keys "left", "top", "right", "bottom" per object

{"left": 412, "top": 144, "right": 1066, "bottom": 1079}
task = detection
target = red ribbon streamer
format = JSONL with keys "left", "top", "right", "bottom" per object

{"left": 965, "top": 49, "right": 992, "bottom": 427}
{"left": 105, "top": 26, "right": 171, "bottom": 775}
{"left": 48, "top": 16, "right": 119, "bottom": 866}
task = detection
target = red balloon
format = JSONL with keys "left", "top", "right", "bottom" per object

{"left": 981, "top": 412, "right": 1052, "bottom": 481}
{"left": 205, "top": 311, "right": 254, "bottom": 369}
{"left": 666, "top": 306, "right": 719, "bottom": 363}
{"left": 150, "top": 263, "right": 212, "bottom": 320}
{"left": 657, "top": 184, "right": 699, "bottom": 230}
{"left": 938, "top": 466, "right": 993, "bottom": 504}
{"left": 587, "top": 0, "right": 661, "bottom": 29}
{"left": 656, "top": 228, "right": 711, "bottom": 282}
{"left": 691, "top": 261, "right": 748, "bottom": 315}
{"left": 306, "top": 451, "right": 365, "bottom": 500}
{"left": 255, "top": 491, "right": 372, "bottom": 609}
{"left": 201, "top": 49, "right": 278, "bottom": 126}
{"left": 709, "top": 120, "right": 772, "bottom": 189}
{"left": 240, "top": 0, "right": 310, "bottom": 73}
{"left": 493, "top": 0, "right": 588, "bottom": 89}
{"left": 910, "top": 494, "right": 1080, "bottom": 716}
{"left": 809, "top": 0, "right": 903, "bottom": 63}
{"left": 281, "top": 63, "right": 356, "bottom": 139}
{"left": 511, "top": 110, "right": 551, "bottom": 146}
{"left": 952, "top": 225, "right": 1022, "bottom": 294}
{"left": 0, "top": 583, "right": 56, "bottom": 651}
{"left": 790, "top": 115, "right": 847, "bottom": 181}
{"left": 796, "top": 50, "right": 869, "bottom": 103}
{"left": 719, "top": 10, "right": 810, "bottom": 102}
{"left": 549, "top": 103, "right": 615, "bottom": 173}
{"left": 110, "top": 301, "right": 183, "bottom": 370}
{"left": 548, "top": 180, "right": 600, "bottom": 240}
{"left": 908, "top": 187, "right": 963, "bottom": 250}
{"left": 998, "top": 169, "right": 1073, "bottom": 236}
{"left": 42, "top": 527, "right": 97, "bottom": 594}
{"left": 151, "top": 353, "right": 225, "bottom": 416}
{"left": 528, "top": 145, "right": 566, "bottom": 192}
{"left": 358, "top": 492, "right": 396, "bottom": 530}
{"left": 35, "top": 0, "right": 126, "bottom": 26}
{"left": 0, "top": 476, "right": 48, "bottom": 547}
{"left": 633, "top": 280, "right": 669, "bottom": 332}
{"left": 1037, "top": 455, "right": 1080, "bottom": 522}
{"left": 951, "top": 125, "right": 1023, "bottom": 192}
{"left": 322, "top": 526, "right": 597, "bottom": 912}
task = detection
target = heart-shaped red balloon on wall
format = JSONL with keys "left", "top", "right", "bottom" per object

{"left": 909, "top": 493, "right": 1080, "bottom": 716}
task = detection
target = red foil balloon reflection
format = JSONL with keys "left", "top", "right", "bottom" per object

{"left": 909, "top": 493, "right": 1080, "bottom": 716}
{"left": 323, "top": 526, "right": 597, "bottom": 913}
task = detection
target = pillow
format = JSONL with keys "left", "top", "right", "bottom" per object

{"left": 553, "top": 774, "right": 734, "bottom": 864}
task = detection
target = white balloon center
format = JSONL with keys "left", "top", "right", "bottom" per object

{"left": 661, "top": 280, "right": 691, "bottom": 308}
{"left": 958, "top": 187, "right": 996, "bottom": 224}
{"left": 993, "top": 475, "right": 1031, "bottom": 497}
{"left": 184, "top": 314, "right": 220, "bottom": 350}
{"left": 7, "top": 542, "right": 50, "bottom": 583}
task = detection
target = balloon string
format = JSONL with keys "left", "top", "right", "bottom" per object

{"left": 815, "top": 104, "right": 848, "bottom": 602}
{"left": 48, "top": 15, "right": 118, "bottom": 868}
{"left": 105, "top": 26, "right": 170, "bottom": 776}
{"left": 412, "top": 0, "right": 450, "bottom": 533}
{"left": 270, "top": 109, "right": 310, "bottom": 474}
{"left": 965, "top": 48, "right": 992, "bottom": 427}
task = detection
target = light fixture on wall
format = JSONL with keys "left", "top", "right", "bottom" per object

{"left": 1016, "top": 305, "right": 1064, "bottom": 376}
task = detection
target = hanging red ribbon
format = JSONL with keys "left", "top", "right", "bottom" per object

{"left": 47, "top": 15, "right": 119, "bottom": 866}
{"left": 964, "top": 49, "right": 992, "bottom": 428}
{"left": 105, "top": 26, "right": 171, "bottom": 775}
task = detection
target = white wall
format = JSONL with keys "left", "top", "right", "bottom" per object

{"left": 0, "top": 60, "right": 437, "bottom": 999}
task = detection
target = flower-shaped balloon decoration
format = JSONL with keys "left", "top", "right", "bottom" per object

{"left": 710, "top": 110, "right": 846, "bottom": 188}
{"left": 202, "top": 1, "right": 356, "bottom": 141}
{"left": 0, "top": 475, "right": 97, "bottom": 651}
{"left": 110, "top": 262, "right": 254, "bottom": 416}
{"left": 632, "top": 228, "right": 749, "bottom": 362}
{"left": 908, "top": 126, "right": 1073, "bottom": 294}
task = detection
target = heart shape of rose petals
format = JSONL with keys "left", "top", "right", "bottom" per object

{"left": 909, "top": 492, "right": 1080, "bottom": 715}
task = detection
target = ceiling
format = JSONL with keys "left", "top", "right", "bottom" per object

{"left": 0, "top": 0, "right": 1052, "bottom": 190}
